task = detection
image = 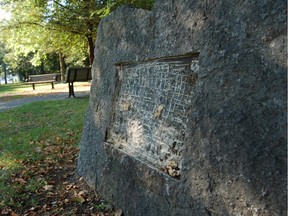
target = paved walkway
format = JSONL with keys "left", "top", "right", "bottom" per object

{"left": 0, "top": 90, "right": 90, "bottom": 112}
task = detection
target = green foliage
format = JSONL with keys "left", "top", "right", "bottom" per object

{"left": 112, "top": 0, "right": 154, "bottom": 10}
{"left": 0, "top": 0, "right": 154, "bottom": 77}
{"left": 95, "top": 203, "right": 106, "bottom": 211}
{"left": 97, "top": 0, "right": 154, "bottom": 17}
{"left": 0, "top": 0, "right": 98, "bottom": 70}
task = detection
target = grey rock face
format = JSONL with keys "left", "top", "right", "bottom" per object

{"left": 77, "top": 0, "right": 287, "bottom": 215}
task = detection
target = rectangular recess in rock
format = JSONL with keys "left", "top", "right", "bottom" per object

{"left": 106, "top": 53, "right": 199, "bottom": 178}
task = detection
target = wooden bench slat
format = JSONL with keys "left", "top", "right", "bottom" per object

{"left": 65, "top": 67, "right": 91, "bottom": 98}
{"left": 26, "top": 73, "right": 60, "bottom": 90}
{"left": 27, "top": 80, "right": 56, "bottom": 84}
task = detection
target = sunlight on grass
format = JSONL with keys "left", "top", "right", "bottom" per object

{"left": 0, "top": 156, "right": 19, "bottom": 170}
{"left": 0, "top": 82, "right": 56, "bottom": 97}
{"left": 0, "top": 82, "right": 90, "bottom": 95}
{"left": 0, "top": 82, "right": 91, "bottom": 103}
{"left": 0, "top": 83, "right": 56, "bottom": 101}
{"left": 0, "top": 83, "right": 31, "bottom": 94}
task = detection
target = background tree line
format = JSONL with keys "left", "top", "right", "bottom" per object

{"left": 0, "top": 0, "right": 154, "bottom": 83}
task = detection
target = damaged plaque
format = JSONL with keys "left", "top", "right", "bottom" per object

{"left": 106, "top": 53, "right": 199, "bottom": 178}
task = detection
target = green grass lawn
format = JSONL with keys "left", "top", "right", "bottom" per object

{"left": 0, "top": 83, "right": 56, "bottom": 102}
{"left": 0, "top": 97, "right": 89, "bottom": 208}
{"left": 0, "top": 83, "right": 33, "bottom": 95}
{"left": 0, "top": 82, "right": 66, "bottom": 95}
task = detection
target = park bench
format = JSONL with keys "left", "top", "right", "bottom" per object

{"left": 65, "top": 66, "right": 92, "bottom": 97}
{"left": 26, "top": 74, "right": 60, "bottom": 90}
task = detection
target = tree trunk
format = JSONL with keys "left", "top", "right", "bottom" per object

{"left": 84, "top": 0, "right": 95, "bottom": 66}
{"left": 4, "top": 71, "right": 7, "bottom": 84}
{"left": 40, "top": 61, "right": 44, "bottom": 74}
{"left": 2, "top": 63, "right": 7, "bottom": 84}
{"left": 59, "top": 52, "right": 65, "bottom": 81}
{"left": 87, "top": 35, "right": 94, "bottom": 66}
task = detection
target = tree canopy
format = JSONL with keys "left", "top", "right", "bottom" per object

{"left": 0, "top": 0, "right": 154, "bottom": 80}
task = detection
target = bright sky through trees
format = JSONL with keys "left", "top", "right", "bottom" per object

{"left": 0, "top": 8, "right": 11, "bottom": 20}
{"left": 0, "top": 0, "right": 154, "bottom": 81}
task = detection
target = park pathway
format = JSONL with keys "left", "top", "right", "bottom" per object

{"left": 0, "top": 90, "right": 90, "bottom": 112}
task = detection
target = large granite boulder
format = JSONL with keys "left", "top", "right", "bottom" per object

{"left": 77, "top": 0, "right": 287, "bottom": 215}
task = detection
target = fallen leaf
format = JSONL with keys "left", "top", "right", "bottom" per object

{"left": 14, "top": 178, "right": 27, "bottom": 185}
{"left": 114, "top": 209, "right": 123, "bottom": 216}
{"left": 154, "top": 104, "right": 164, "bottom": 118}
{"left": 65, "top": 184, "right": 73, "bottom": 190}
{"left": 10, "top": 211, "right": 19, "bottom": 216}
{"left": 78, "top": 190, "right": 88, "bottom": 196}
{"left": 35, "top": 147, "right": 42, "bottom": 153}
{"left": 51, "top": 201, "right": 58, "bottom": 205}
{"left": 47, "top": 180, "right": 56, "bottom": 185}
{"left": 74, "top": 194, "right": 85, "bottom": 204}
{"left": 43, "top": 185, "right": 53, "bottom": 191}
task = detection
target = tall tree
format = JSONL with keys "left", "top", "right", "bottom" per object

{"left": 0, "top": 0, "right": 154, "bottom": 79}
{"left": 0, "top": 43, "right": 8, "bottom": 84}
{"left": 0, "top": 0, "right": 98, "bottom": 79}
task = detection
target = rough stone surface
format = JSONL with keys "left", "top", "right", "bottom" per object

{"left": 77, "top": 0, "right": 287, "bottom": 215}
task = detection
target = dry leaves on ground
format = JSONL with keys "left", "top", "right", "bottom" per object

{"left": 1, "top": 139, "right": 120, "bottom": 216}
